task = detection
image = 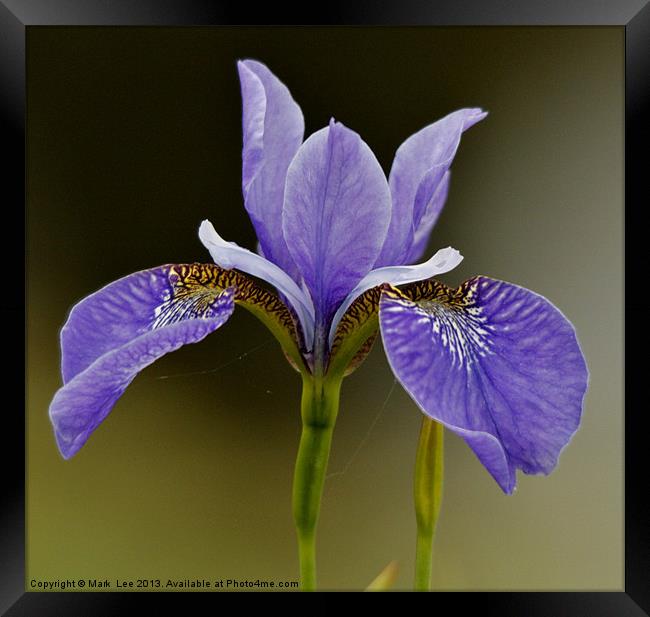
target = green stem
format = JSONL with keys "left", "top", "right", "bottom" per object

{"left": 292, "top": 373, "right": 342, "bottom": 590}
{"left": 413, "top": 417, "right": 444, "bottom": 591}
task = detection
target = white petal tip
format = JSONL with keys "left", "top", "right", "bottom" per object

{"left": 198, "top": 219, "right": 218, "bottom": 243}
{"left": 199, "top": 220, "right": 234, "bottom": 267}
{"left": 431, "top": 246, "right": 463, "bottom": 269}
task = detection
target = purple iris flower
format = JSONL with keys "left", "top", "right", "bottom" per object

{"left": 49, "top": 59, "right": 588, "bottom": 496}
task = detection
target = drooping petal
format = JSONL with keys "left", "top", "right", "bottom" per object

{"left": 238, "top": 59, "right": 304, "bottom": 279}
{"left": 51, "top": 263, "right": 307, "bottom": 459}
{"left": 328, "top": 246, "right": 463, "bottom": 347}
{"left": 283, "top": 119, "right": 391, "bottom": 330}
{"left": 50, "top": 269, "right": 235, "bottom": 458}
{"left": 405, "top": 170, "right": 451, "bottom": 264}
{"left": 199, "top": 219, "right": 315, "bottom": 348}
{"left": 379, "top": 277, "right": 588, "bottom": 493}
{"left": 376, "top": 108, "right": 487, "bottom": 267}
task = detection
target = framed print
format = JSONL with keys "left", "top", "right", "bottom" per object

{"left": 5, "top": 0, "right": 648, "bottom": 612}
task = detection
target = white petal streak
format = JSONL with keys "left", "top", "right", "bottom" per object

{"left": 199, "top": 220, "right": 315, "bottom": 348}
{"left": 328, "top": 247, "right": 463, "bottom": 347}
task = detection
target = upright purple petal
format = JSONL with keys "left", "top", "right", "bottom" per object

{"left": 283, "top": 120, "right": 391, "bottom": 329}
{"left": 379, "top": 277, "right": 588, "bottom": 493}
{"left": 405, "top": 170, "right": 451, "bottom": 264}
{"left": 50, "top": 266, "right": 236, "bottom": 458}
{"left": 376, "top": 108, "right": 487, "bottom": 267}
{"left": 238, "top": 60, "right": 304, "bottom": 279}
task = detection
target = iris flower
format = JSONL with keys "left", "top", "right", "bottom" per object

{"left": 48, "top": 60, "right": 588, "bottom": 590}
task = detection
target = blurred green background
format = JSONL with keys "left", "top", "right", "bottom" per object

{"left": 27, "top": 27, "right": 623, "bottom": 591}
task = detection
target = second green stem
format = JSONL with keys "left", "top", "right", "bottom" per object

{"left": 414, "top": 416, "right": 444, "bottom": 591}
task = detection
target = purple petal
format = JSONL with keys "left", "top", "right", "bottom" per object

{"left": 376, "top": 108, "right": 487, "bottom": 267}
{"left": 50, "top": 267, "right": 236, "bottom": 458}
{"left": 283, "top": 119, "right": 391, "bottom": 328}
{"left": 238, "top": 60, "right": 304, "bottom": 279}
{"left": 405, "top": 170, "right": 451, "bottom": 264}
{"left": 379, "top": 277, "right": 588, "bottom": 493}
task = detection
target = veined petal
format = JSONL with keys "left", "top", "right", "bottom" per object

{"left": 376, "top": 108, "right": 487, "bottom": 267}
{"left": 379, "top": 277, "right": 588, "bottom": 493}
{"left": 328, "top": 246, "right": 463, "bottom": 347}
{"left": 50, "top": 269, "right": 235, "bottom": 458}
{"left": 238, "top": 59, "right": 304, "bottom": 279}
{"left": 283, "top": 119, "right": 391, "bottom": 328}
{"left": 51, "top": 263, "right": 307, "bottom": 458}
{"left": 199, "top": 219, "right": 315, "bottom": 348}
{"left": 406, "top": 170, "right": 451, "bottom": 264}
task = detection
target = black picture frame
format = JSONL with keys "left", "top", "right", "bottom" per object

{"left": 6, "top": 0, "right": 647, "bottom": 612}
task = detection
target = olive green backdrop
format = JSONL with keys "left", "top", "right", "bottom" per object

{"left": 27, "top": 27, "right": 623, "bottom": 591}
